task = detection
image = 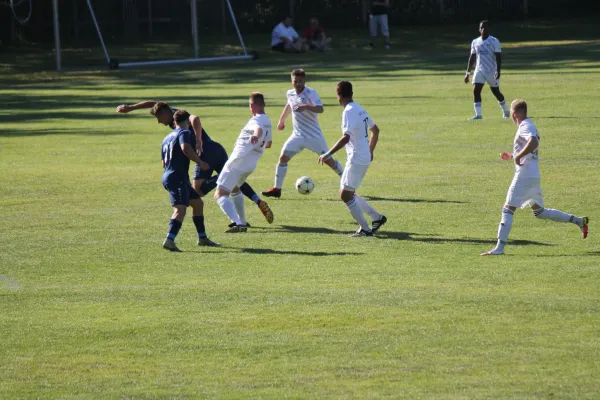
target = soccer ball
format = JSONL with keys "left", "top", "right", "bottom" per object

{"left": 295, "top": 176, "right": 315, "bottom": 195}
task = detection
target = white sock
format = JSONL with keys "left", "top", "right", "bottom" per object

{"left": 216, "top": 195, "right": 241, "bottom": 225}
{"left": 496, "top": 208, "right": 514, "bottom": 250}
{"left": 354, "top": 194, "right": 381, "bottom": 221}
{"left": 474, "top": 102, "right": 482, "bottom": 117}
{"left": 346, "top": 196, "right": 371, "bottom": 231}
{"left": 275, "top": 163, "right": 288, "bottom": 189}
{"left": 499, "top": 100, "right": 509, "bottom": 113}
{"left": 534, "top": 208, "right": 578, "bottom": 224}
{"left": 231, "top": 191, "right": 246, "bottom": 225}
{"left": 331, "top": 160, "right": 344, "bottom": 176}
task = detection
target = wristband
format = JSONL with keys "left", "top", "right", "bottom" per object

{"left": 324, "top": 151, "right": 332, "bottom": 159}
{"left": 465, "top": 71, "right": 470, "bottom": 75}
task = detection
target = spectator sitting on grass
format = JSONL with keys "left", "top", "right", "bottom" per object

{"left": 271, "top": 17, "right": 308, "bottom": 53}
{"left": 304, "top": 18, "right": 332, "bottom": 52}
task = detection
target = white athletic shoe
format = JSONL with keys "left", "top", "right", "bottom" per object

{"left": 480, "top": 247, "right": 505, "bottom": 256}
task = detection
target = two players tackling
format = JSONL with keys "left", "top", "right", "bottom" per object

{"left": 481, "top": 99, "right": 589, "bottom": 256}
{"left": 318, "top": 81, "right": 387, "bottom": 237}
{"left": 262, "top": 69, "right": 345, "bottom": 198}
{"left": 465, "top": 20, "right": 510, "bottom": 120}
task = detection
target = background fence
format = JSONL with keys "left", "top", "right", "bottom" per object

{"left": 1, "top": 0, "right": 599, "bottom": 44}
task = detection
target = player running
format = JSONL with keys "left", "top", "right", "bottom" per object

{"left": 160, "top": 110, "right": 220, "bottom": 251}
{"left": 464, "top": 20, "right": 510, "bottom": 120}
{"left": 262, "top": 69, "right": 344, "bottom": 198}
{"left": 318, "top": 81, "right": 387, "bottom": 237}
{"left": 215, "top": 93, "right": 273, "bottom": 232}
{"left": 481, "top": 99, "right": 589, "bottom": 256}
{"left": 116, "top": 101, "right": 274, "bottom": 227}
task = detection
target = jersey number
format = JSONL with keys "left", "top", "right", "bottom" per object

{"left": 163, "top": 143, "right": 174, "bottom": 164}
{"left": 363, "top": 118, "right": 369, "bottom": 138}
{"left": 261, "top": 130, "right": 269, "bottom": 147}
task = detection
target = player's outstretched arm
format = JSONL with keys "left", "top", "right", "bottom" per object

{"left": 115, "top": 100, "right": 157, "bottom": 113}
{"left": 278, "top": 104, "right": 292, "bottom": 130}
{"left": 318, "top": 134, "right": 350, "bottom": 165}
{"left": 369, "top": 125, "right": 380, "bottom": 161}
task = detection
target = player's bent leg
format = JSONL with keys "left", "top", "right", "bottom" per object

{"left": 193, "top": 179, "right": 206, "bottom": 197}
{"left": 532, "top": 204, "right": 589, "bottom": 239}
{"left": 163, "top": 205, "right": 186, "bottom": 252}
{"left": 490, "top": 86, "right": 510, "bottom": 118}
{"left": 354, "top": 194, "right": 386, "bottom": 232}
{"left": 481, "top": 205, "right": 516, "bottom": 256}
{"left": 341, "top": 189, "right": 373, "bottom": 237}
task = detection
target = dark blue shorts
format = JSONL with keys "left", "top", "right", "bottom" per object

{"left": 193, "top": 141, "right": 229, "bottom": 181}
{"left": 163, "top": 180, "right": 200, "bottom": 207}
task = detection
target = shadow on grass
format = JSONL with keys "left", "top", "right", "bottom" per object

{"left": 531, "top": 116, "right": 600, "bottom": 119}
{"left": 531, "top": 251, "right": 600, "bottom": 257}
{"left": 362, "top": 196, "right": 468, "bottom": 204}
{"left": 185, "top": 246, "right": 363, "bottom": 256}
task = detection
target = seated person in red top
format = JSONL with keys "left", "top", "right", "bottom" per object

{"left": 304, "top": 18, "right": 332, "bottom": 52}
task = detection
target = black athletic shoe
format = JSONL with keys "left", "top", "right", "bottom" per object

{"left": 228, "top": 222, "right": 251, "bottom": 228}
{"left": 198, "top": 237, "right": 221, "bottom": 247}
{"left": 349, "top": 228, "right": 373, "bottom": 237}
{"left": 371, "top": 215, "right": 387, "bottom": 233}
{"left": 162, "top": 238, "right": 182, "bottom": 252}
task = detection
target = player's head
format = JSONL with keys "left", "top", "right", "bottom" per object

{"left": 150, "top": 102, "right": 173, "bottom": 126}
{"left": 291, "top": 69, "right": 306, "bottom": 92}
{"left": 336, "top": 80, "right": 353, "bottom": 105}
{"left": 310, "top": 18, "right": 319, "bottom": 28}
{"left": 510, "top": 99, "right": 528, "bottom": 124}
{"left": 249, "top": 92, "right": 265, "bottom": 114}
{"left": 173, "top": 110, "right": 190, "bottom": 129}
{"left": 283, "top": 16, "right": 293, "bottom": 27}
{"left": 479, "top": 20, "right": 489, "bottom": 37}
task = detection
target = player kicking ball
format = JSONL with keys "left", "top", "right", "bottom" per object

{"left": 262, "top": 69, "right": 344, "bottom": 198}
{"left": 116, "top": 101, "right": 274, "bottom": 227}
{"left": 464, "top": 20, "right": 510, "bottom": 120}
{"left": 318, "top": 81, "right": 387, "bottom": 237}
{"left": 161, "top": 110, "right": 220, "bottom": 251}
{"left": 481, "top": 99, "right": 589, "bottom": 256}
{"left": 215, "top": 93, "right": 273, "bottom": 232}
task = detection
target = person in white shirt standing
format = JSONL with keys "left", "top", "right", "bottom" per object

{"left": 481, "top": 99, "right": 589, "bottom": 256}
{"left": 464, "top": 20, "right": 510, "bottom": 120}
{"left": 271, "top": 17, "right": 308, "bottom": 53}
{"left": 263, "top": 69, "right": 344, "bottom": 198}
{"left": 318, "top": 81, "right": 387, "bottom": 237}
{"left": 215, "top": 93, "right": 273, "bottom": 233}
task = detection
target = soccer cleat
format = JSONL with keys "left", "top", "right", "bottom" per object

{"left": 580, "top": 216, "right": 589, "bottom": 239}
{"left": 469, "top": 115, "right": 483, "bottom": 120}
{"left": 503, "top": 110, "right": 510, "bottom": 119}
{"left": 261, "top": 187, "right": 281, "bottom": 198}
{"left": 258, "top": 200, "right": 274, "bottom": 224}
{"left": 480, "top": 248, "right": 505, "bottom": 256}
{"left": 229, "top": 222, "right": 251, "bottom": 228}
{"left": 350, "top": 228, "right": 373, "bottom": 237}
{"left": 198, "top": 237, "right": 221, "bottom": 247}
{"left": 225, "top": 224, "right": 247, "bottom": 233}
{"left": 371, "top": 215, "right": 387, "bottom": 233}
{"left": 162, "top": 238, "right": 182, "bottom": 252}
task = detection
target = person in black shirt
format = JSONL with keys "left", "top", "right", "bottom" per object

{"left": 367, "top": 0, "right": 391, "bottom": 49}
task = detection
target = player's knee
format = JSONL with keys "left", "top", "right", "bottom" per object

{"left": 502, "top": 206, "right": 515, "bottom": 215}
{"left": 340, "top": 190, "right": 353, "bottom": 202}
{"left": 279, "top": 154, "right": 291, "bottom": 163}
{"left": 173, "top": 206, "right": 186, "bottom": 218}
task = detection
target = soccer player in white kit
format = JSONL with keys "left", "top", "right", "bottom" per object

{"left": 318, "top": 81, "right": 387, "bottom": 237}
{"left": 464, "top": 20, "right": 510, "bottom": 120}
{"left": 481, "top": 99, "right": 589, "bottom": 256}
{"left": 262, "top": 69, "right": 345, "bottom": 198}
{"left": 215, "top": 93, "right": 273, "bottom": 233}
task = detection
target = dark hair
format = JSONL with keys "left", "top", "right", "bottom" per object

{"left": 150, "top": 101, "right": 170, "bottom": 116}
{"left": 250, "top": 92, "right": 265, "bottom": 107}
{"left": 173, "top": 109, "right": 190, "bottom": 124}
{"left": 291, "top": 69, "right": 305, "bottom": 78}
{"left": 480, "top": 20, "right": 489, "bottom": 26}
{"left": 336, "top": 80, "right": 353, "bottom": 98}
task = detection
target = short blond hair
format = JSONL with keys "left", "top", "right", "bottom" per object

{"left": 511, "top": 99, "right": 528, "bottom": 116}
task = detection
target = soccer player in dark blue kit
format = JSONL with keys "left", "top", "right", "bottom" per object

{"left": 116, "top": 101, "right": 274, "bottom": 228}
{"left": 161, "top": 110, "right": 220, "bottom": 251}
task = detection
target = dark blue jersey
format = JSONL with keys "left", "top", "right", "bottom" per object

{"left": 170, "top": 108, "right": 213, "bottom": 147}
{"left": 161, "top": 128, "right": 196, "bottom": 183}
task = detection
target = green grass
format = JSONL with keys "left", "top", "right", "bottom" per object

{"left": 1, "top": 20, "right": 600, "bottom": 399}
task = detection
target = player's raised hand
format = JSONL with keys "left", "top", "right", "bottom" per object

{"left": 116, "top": 104, "right": 132, "bottom": 113}
{"left": 500, "top": 152, "right": 513, "bottom": 161}
{"left": 277, "top": 120, "right": 285, "bottom": 131}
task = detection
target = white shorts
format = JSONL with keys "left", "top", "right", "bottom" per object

{"left": 505, "top": 174, "right": 544, "bottom": 209}
{"left": 281, "top": 134, "right": 329, "bottom": 158}
{"left": 473, "top": 69, "right": 499, "bottom": 87}
{"left": 216, "top": 165, "right": 253, "bottom": 192}
{"left": 369, "top": 14, "right": 389, "bottom": 37}
{"left": 341, "top": 163, "right": 369, "bottom": 191}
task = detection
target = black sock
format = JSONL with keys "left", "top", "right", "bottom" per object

{"left": 240, "top": 183, "right": 261, "bottom": 205}
{"left": 167, "top": 219, "right": 182, "bottom": 240}
{"left": 192, "top": 216, "right": 206, "bottom": 239}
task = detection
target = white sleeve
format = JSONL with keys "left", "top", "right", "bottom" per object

{"left": 367, "top": 115, "right": 375, "bottom": 129}
{"left": 470, "top": 40, "right": 476, "bottom": 55}
{"left": 310, "top": 89, "right": 323, "bottom": 106}
{"left": 494, "top": 38, "right": 501, "bottom": 53}
{"left": 342, "top": 111, "right": 353, "bottom": 136}
{"left": 520, "top": 123, "right": 537, "bottom": 139}
{"left": 289, "top": 27, "right": 299, "bottom": 39}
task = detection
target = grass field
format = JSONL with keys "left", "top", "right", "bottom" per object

{"left": 1, "top": 20, "right": 600, "bottom": 399}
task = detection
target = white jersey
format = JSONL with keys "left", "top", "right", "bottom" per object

{"left": 287, "top": 87, "right": 324, "bottom": 139}
{"left": 271, "top": 23, "right": 299, "bottom": 46}
{"left": 341, "top": 102, "right": 375, "bottom": 166}
{"left": 228, "top": 114, "right": 272, "bottom": 171}
{"left": 471, "top": 35, "right": 501, "bottom": 73}
{"left": 513, "top": 118, "right": 540, "bottom": 177}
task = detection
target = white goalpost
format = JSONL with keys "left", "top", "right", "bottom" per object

{"left": 51, "top": 0, "right": 254, "bottom": 72}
